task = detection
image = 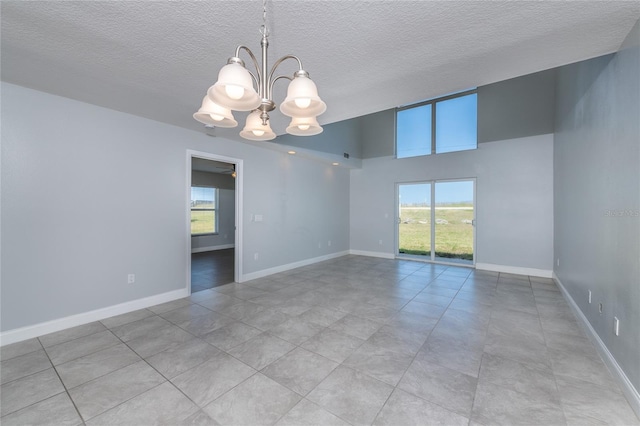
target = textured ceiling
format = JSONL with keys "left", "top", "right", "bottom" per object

{"left": 2, "top": 1, "right": 639, "bottom": 142}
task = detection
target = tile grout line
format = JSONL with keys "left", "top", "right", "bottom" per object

{"left": 38, "top": 338, "right": 87, "bottom": 425}
{"left": 79, "top": 319, "right": 205, "bottom": 423}
{"left": 369, "top": 265, "right": 474, "bottom": 424}
{"left": 534, "top": 275, "right": 572, "bottom": 426}
{"left": 12, "top": 257, "right": 616, "bottom": 425}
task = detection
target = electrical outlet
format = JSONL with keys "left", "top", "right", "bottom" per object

{"left": 614, "top": 317, "right": 620, "bottom": 336}
{"left": 588, "top": 290, "right": 592, "bottom": 304}
{"left": 328, "top": 240, "right": 332, "bottom": 247}
{"left": 379, "top": 239, "right": 383, "bottom": 245}
{"left": 254, "top": 253, "right": 259, "bottom": 260}
{"left": 318, "top": 242, "right": 321, "bottom": 248}
{"left": 127, "top": 274, "right": 135, "bottom": 284}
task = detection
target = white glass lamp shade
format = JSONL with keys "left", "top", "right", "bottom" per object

{"left": 239, "top": 111, "right": 276, "bottom": 141}
{"left": 286, "top": 116, "right": 323, "bottom": 136}
{"left": 208, "top": 63, "right": 261, "bottom": 111}
{"left": 193, "top": 97, "right": 238, "bottom": 127}
{"left": 279, "top": 75, "right": 327, "bottom": 118}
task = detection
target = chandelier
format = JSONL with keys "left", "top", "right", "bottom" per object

{"left": 194, "top": 0, "right": 326, "bottom": 141}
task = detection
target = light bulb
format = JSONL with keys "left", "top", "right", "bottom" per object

{"left": 297, "top": 124, "right": 310, "bottom": 131}
{"left": 210, "top": 113, "right": 224, "bottom": 122}
{"left": 294, "top": 98, "right": 311, "bottom": 109}
{"left": 252, "top": 129, "right": 265, "bottom": 137}
{"left": 225, "top": 84, "right": 244, "bottom": 100}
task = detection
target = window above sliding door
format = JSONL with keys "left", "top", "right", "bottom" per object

{"left": 396, "top": 90, "right": 477, "bottom": 158}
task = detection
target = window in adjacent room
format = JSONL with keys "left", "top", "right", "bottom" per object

{"left": 396, "top": 90, "right": 477, "bottom": 158}
{"left": 190, "top": 186, "right": 218, "bottom": 235}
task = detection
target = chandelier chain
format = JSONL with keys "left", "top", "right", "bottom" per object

{"left": 260, "top": 0, "right": 269, "bottom": 37}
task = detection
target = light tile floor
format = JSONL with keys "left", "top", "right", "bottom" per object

{"left": 1, "top": 255, "right": 639, "bottom": 425}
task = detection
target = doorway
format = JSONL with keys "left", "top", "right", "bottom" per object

{"left": 191, "top": 249, "right": 234, "bottom": 292}
{"left": 397, "top": 179, "right": 475, "bottom": 265}
{"left": 187, "top": 150, "right": 243, "bottom": 294}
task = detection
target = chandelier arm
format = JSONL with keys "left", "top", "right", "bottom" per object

{"left": 269, "top": 55, "right": 303, "bottom": 82}
{"left": 197, "top": 0, "right": 324, "bottom": 137}
{"left": 265, "top": 55, "right": 302, "bottom": 99}
{"left": 269, "top": 75, "right": 293, "bottom": 101}
{"left": 234, "top": 45, "right": 262, "bottom": 88}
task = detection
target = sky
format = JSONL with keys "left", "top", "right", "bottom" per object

{"left": 191, "top": 187, "right": 215, "bottom": 203}
{"left": 396, "top": 93, "right": 477, "bottom": 158}
{"left": 396, "top": 92, "right": 477, "bottom": 205}
{"left": 399, "top": 181, "right": 474, "bottom": 205}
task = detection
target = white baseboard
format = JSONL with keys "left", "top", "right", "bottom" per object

{"left": 553, "top": 272, "right": 640, "bottom": 419}
{"left": 475, "top": 262, "right": 552, "bottom": 278}
{"left": 0, "top": 288, "right": 189, "bottom": 347}
{"left": 191, "top": 244, "right": 235, "bottom": 254}
{"left": 240, "top": 251, "right": 350, "bottom": 282}
{"left": 349, "top": 250, "right": 395, "bottom": 259}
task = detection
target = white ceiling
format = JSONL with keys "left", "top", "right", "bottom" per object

{"left": 2, "top": 1, "right": 639, "bottom": 142}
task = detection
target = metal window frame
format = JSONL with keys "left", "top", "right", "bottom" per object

{"left": 396, "top": 88, "right": 478, "bottom": 157}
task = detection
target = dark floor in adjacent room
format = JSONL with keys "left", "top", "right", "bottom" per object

{"left": 191, "top": 249, "right": 234, "bottom": 293}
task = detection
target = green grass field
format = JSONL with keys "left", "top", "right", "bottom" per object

{"left": 191, "top": 210, "right": 216, "bottom": 234}
{"left": 399, "top": 206, "right": 473, "bottom": 260}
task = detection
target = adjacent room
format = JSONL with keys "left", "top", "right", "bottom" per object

{"left": 1, "top": 2, "right": 639, "bottom": 425}
{"left": 190, "top": 157, "right": 237, "bottom": 293}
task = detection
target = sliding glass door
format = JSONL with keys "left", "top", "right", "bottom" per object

{"left": 434, "top": 180, "right": 474, "bottom": 263}
{"left": 397, "top": 180, "right": 475, "bottom": 265}
{"left": 398, "top": 183, "right": 432, "bottom": 257}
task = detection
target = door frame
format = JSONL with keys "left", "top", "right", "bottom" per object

{"left": 186, "top": 150, "right": 243, "bottom": 294}
{"left": 395, "top": 178, "right": 476, "bottom": 267}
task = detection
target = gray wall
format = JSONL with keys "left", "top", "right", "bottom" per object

{"left": 350, "top": 73, "right": 558, "bottom": 271}
{"left": 242, "top": 149, "right": 350, "bottom": 275}
{"left": 276, "top": 68, "right": 557, "bottom": 162}
{"left": 478, "top": 69, "right": 556, "bottom": 143}
{"left": 360, "top": 109, "right": 396, "bottom": 159}
{"left": 357, "top": 70, "right": 558, "bottom": 160}
{"left": 1, "top": 82, "right": 350, "bottom": 331}
{"left": 276, "top": 117, "right": 362, "bottom": 160}
{"left": 350, "top": 135, "right": 554, "bottom": 271}
{"left": 554, "top": 20, "right": 640, "bottom": 392}
{"left": 191, "top": 171, "right": 236, "bottom": 251}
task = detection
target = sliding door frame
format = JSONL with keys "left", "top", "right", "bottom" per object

{"left": 396, "top": 178, "right": 476, "bottom": 267}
